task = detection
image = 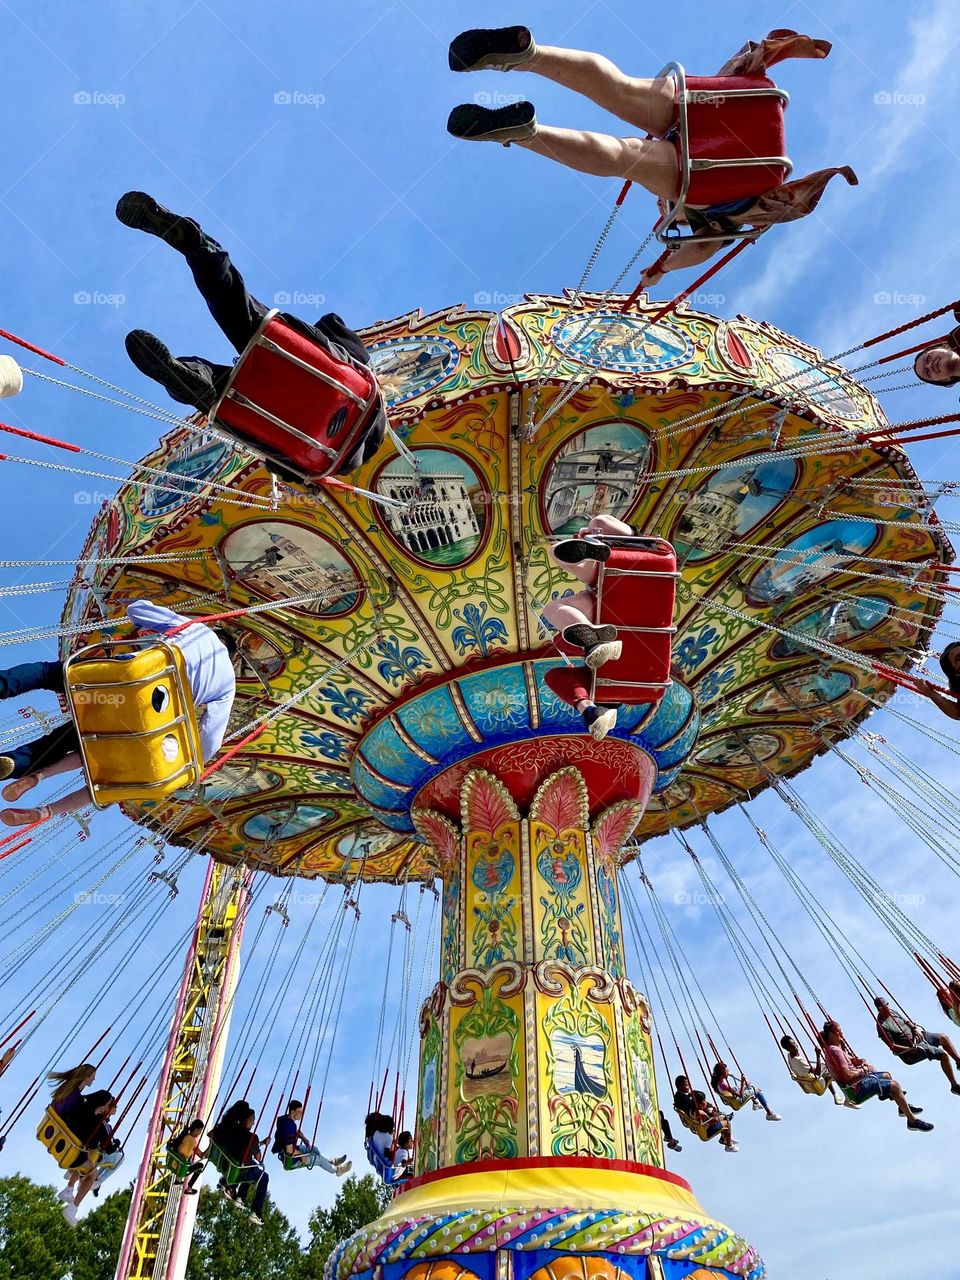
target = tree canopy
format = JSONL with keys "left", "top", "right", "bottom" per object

{"left": 0, "top": 1172, "right": 388, "bottom": 1279}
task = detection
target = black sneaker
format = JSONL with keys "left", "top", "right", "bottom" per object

{"left": 583, "top": 705, "right": 617, "bottom": 741}
{"left": 125, "top": 330, "right": 216, "bottom": 411}
{"left": 553, "top": 538, "right": 611, "bottom": 566}
{"left": 448, "top": 26, "right": 536, "bottom": 72}
{"left": 907, "top": 1117, "right": 934, "bottom": 1131}
{"left": 447, "top": 102, "right": 537, "bottom": 144}
{"left": 562, "top": 623, "right": 622, "bottom": 670}
{"left": 116, "top": 191, "right": 202, "bottom": 252}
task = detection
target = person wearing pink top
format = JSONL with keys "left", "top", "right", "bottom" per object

{"left": 821, "top": 1021, "right": 932, "bottom": 1131}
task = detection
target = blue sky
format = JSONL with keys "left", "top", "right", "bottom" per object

{"left": 2, "top": 1, "right": 960, "bottom": 1277}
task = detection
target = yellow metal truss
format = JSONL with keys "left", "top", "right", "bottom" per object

{"left": 115, "top": 859, "right": 252, "bottom": 1280}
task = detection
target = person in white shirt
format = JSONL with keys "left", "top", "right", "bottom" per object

{"left": 780, "top": 1034, "right": 849, "bottom": 1106}
{"left": 0, "top": 600, "right": 236, "bottom": 826}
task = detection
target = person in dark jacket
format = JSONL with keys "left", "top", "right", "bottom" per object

{"left": 115, "top": 191, "right": 386, "bottom": 476}
{"left": 209, "top": 1100, "right": 269, "bottom": 1225}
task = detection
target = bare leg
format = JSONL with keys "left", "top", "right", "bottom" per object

{"left": 37, "top": 750, "right": 83, "bottom": 779}
{"left": 938, "top": 1054, "right": 959, "bottom": 1088}
{"left": 0, "top": 783, "right": 91, "bottom": 827}
{"left": 542, "top": 589, "right": 597, "bottom": 631}
{"left": 888, "top": 1080, "right": 917, "bottom": 1121}
{"left": 550, "top": 549, "right": 600, "bottom": 588}
{"left": 521, "top": 46, "right": 676, "bottom": 135}
{"left": 516, "top": 128, "right": 679, "bottom": 198}
{"left": 72, "top": 1168, "right": 98, "bottom": 1207}
{"left": 2, "top": 751, "right": 84, "bottom": 802}
{"left": 937, "top": 1033, "right": 960, "bottom": 1067}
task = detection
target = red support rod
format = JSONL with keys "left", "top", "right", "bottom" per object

{"left": 872, "top": 426, "right": 960, "bottom": 447}
{"left": 866, "top": 410, "right": 960, "bottom": 440}
{"left": 0, "top": 820, "right": 46, "bottom": 849}
{"left": 861, "top": 299, "right": 960, "bottom": 350}
{"left": 0, "top": 1008, "right": 32, "bottom": 1049}
{"left": 649, "top": 239, "right": 752, "bottom": 327}
{"left": 200, "top": 724, "right": 268, "bottom": 782}
{"left": 876, "top": 332, "right": 951, "bottom": 366}
{"left": 0, "top": 838, "right": 33, "bottom": 861}
{"left": 0, "top": 422, "right": 81, "bottom": 454}
{"left": 0, "top": 327, "right": 67, "bottom": 366}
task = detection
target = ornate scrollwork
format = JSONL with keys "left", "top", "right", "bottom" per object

{"left": 532, "top": 960, "right": 616, "bottom": 1002}
{"left": 448, "top": 961, "right": 527, "bottom": 1006}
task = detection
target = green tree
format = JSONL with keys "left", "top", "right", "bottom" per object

{"left": 73, "top": 1186, "right": 132, "bottom": 1280}
{"left": 301, "top": 1174, "right": 390, "bottom": 1279}
{"left": 185, "top": 1187, "right": 302, "bottom": 1280}
{"left": 0, "top": 1175, "right": 76, "bottom": 1280}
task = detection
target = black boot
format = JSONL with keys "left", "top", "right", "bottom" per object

{"left": 448, "top": 26, "right": 536, "bottom": 72}
{"left": 562, "top": 623, "right": 622, "bottom": 670}
{"left": 447, "top": 102, "right": 538, "bottom": 144}
{"left": 553, "top": 538, "right": 611, "bottom": 565}
{"left": 116, "top": 191, "right": 202, "bottom": 252}
{"left": 125, "top": 331, "right": 217, "bottom": 411}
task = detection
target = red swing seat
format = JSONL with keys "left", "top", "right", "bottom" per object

{"left": 210, "top": 309, "right": 382, "bottom": 482}
{"left": 656, "top": 62, "right": 793, "bottom": 245}
{"left": 557, "top": 537, "right": 679, "bottom": 705}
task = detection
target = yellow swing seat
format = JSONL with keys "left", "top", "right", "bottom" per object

{"left": 37, "top": 1106, "right": 102, "bottom": 1170}
{"left": 717, "top": 1091, "right": 748, "bottom": 1112}
{"left": 64, "top": 639, "right": 203, "bottom": 807}
{"left": 792, "top": 1074, "right": 828, "bottom": 1097}
{"left": 675, "top": 1108, "right": 720, "bottom": 1143}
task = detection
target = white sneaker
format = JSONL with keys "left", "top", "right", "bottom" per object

{"left": 724, "top": 1142, "right": 739, "bottom": 1154}
{"left": 765, "top": 1113, "right": 781, "bottom": 1121}
{"left": 58, "top": 1188, "right": 74, "bottom": 1204}
{"left": 832, "top": 1093, "right": 845, "bottom": 1106}
{"left": 248, "top": 1212, "right": 264, "bottom": 1226}
{"left": 336, "top": 1160, "right": 353, "bottom": 1176}
{"left": 843, "top": 1099, "right": 861, "bottom": 1109}
{"left": 751, "top": 1099, "right": 762, "bottom": 1111}
{"left": 62, "top": 1202, "right": 78, "bottom": 1226}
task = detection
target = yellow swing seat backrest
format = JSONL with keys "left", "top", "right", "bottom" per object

{"left": 37, "top": 1106, "right": 102, "bottom": 1170}
{"left": 65, "top": 640, "right": 203, "bottom": 807}
{"left": 718, "top": 1091, "right": 747, "bottom": 1112}
{"left": 676, "top": 1108, "right": 718, "bottom": 1142}
{"left": 793, "top": 1074, "right": 827, "bottom": 1097}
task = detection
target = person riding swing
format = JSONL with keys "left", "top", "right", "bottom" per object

{"left": 542, "top": 514, "right": 677, "bottom": 739}
{"left": 116, "top": 192, "right": 387, "bottom": 483}
{"left": 446, "top": 27, "right": 857, "bottom": 286}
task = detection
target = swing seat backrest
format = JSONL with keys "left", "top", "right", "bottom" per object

{"left": 208, "top": 1142, "right": 247, "bottom": 1186}
{"left": 64, "top": 639, "right": 203, "bottom": 808}
{"left": 718, "top": 1090, "right": 747, "bottom": 1112}
{"left": 211, "top": 309, "right": 381, "bottom": 483}
{"left": 680, "top": 73, "right": 791, "bottom": 205}
{"left": 165, "top": 1147, "right": 197, "bottom": 1178}
{"left": 37, "top": 1107, "right": 102, "bottom": 1171}
{"left": 365, "top": 1138, "right": 405, "bottom": 1185}
{"left": 675, "top": 1108, "right": 718, "bottom": 1142}
{"left": 555, "top": 537, "right": 678, "bottom": 705}
{"left": 792, "top": 1074, "right": 827, "bottom": 1097}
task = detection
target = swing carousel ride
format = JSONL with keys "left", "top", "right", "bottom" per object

{"left": 3, "top": 276, "right": 954, "bottom": 1280}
